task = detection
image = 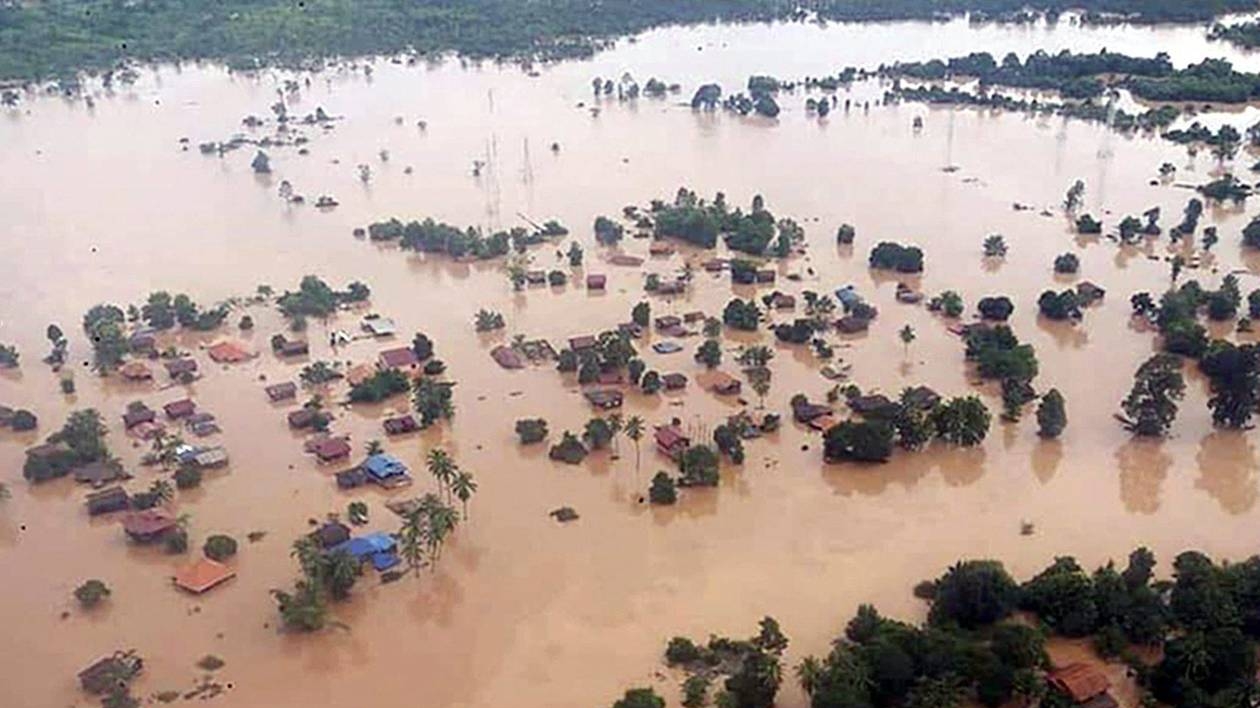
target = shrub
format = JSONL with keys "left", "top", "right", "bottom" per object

{"left": 74, "top": 579, "right": 111, "bottom": 608}
{"left": 666, "top": 636, "right": 702, "bottom": 665}
{"left": 1054, "top": 253, "right": 1080, "bottom": 274}
{"left": 515, "top": 418, "right": 548, "bottom": 444}
{"left": 174, "top": 466, "right": 203, "bottom": 490}
{"left": 868, "top": 241, "right": 924, "bottom": 273}
{"left": 649, "top": 472, "right": 677, "bottom": 505}
{"left": 977, "top": 296, "right": 1014, "bottom": 321}
{"left": 10, "top": 409, "right": 37, "bottom": 431}
{"left": 823, "top": 420, "right": 894, "bottom": 462}
{"left": 203, "top": 534, "right": 238, "bottom": 561}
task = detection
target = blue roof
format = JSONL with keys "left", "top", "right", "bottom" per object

{"left": 835, "top": 286, "right": 861, "bottom": 305}
{"left": 332, "top": 532, "right": 396, "bottom": 559}
{"left": 362, "top": 453, "right": 408, "bottom": 480}
{"left": 371, "top": 551, "right": 400, "bottom": 571}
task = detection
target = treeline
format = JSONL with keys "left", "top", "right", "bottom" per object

{"left": 892, "top": 84, "right": 1181, "bottom": 134}
{"left": 362, "top": 217, "right": 565, "bottom": 260}
{"left": 2, "top": 1, "right": 1255, "bottom": 83}
{"left": 886, "top": 50, "right": 1260, "bottom": 103}
{"left": 613, "top": 546, "right": 1260, "bottom": 708}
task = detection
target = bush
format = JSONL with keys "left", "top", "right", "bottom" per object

{"left": 682, "top": 675, "right": 711, "bottom": 708}
{"left": 868, "top": 241, "right": 924, "bottom": 273}
{"left": 1054, "top": 253, "right": 1080, "bottom": 274}
{"left": 823, "top": 420, "right": 894, "bottom": 462}
{"left": 928, "top": 560, "right": 1018, "bottom": 629}
{"left": 515, "top": 418, "right": 548, "bottom": 444}
{"left": 164, "top": 528, "right": 188, "bottom": 554}
{"left": 678, "top": 445, "right": 720, "bottom": 487}
{"left": 611, "top": 688, "right": 665, "bottom": 708}
{"left": 174, "top": 466, "right": 202, "bottom": 490}
{"left": 1037, "top": 389, "right": 1067, "bottom": 438}
{"left": 1038, "top": 289, "right": 1081, "bottom": 320}
{"left": 977, "top": 296, "right": 1014, "bottom": 321}
{"left": 649, "top": 472, "right": 677, "bottom": 505}
{"left": 74, "top": 579, "right": 111, "bottom": 608}
{"left": 666, "top": 636, "right": 701, "bottom": 665}
{"left": 836, "top": 224, "right": 856, "bottom": 244}
{"left": 203, "top": 534, "right": 238, "bottom": 561}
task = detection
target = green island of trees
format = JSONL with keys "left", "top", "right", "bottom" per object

{"left": 649, "top": 188, "right": 801, "bottom": 256}
{"left": 7, "top": 1, "right": 1252, "bottom": 85}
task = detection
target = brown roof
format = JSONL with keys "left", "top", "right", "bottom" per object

{"left": 707, "top": 371, "right": 741, "bottom": 393}
{"left": 265, "top": 382, "right": 298, "bottom": 401}
{"left": 165, "top": 358, "right": 198, "bottom": 376}
{"left": 491, "top": 345, "right": 524, "bottom": 369}
{"left": 163, "top": 399, "right": 196, "bottom": 419}
{"left": 173, "top": 558, "right": 236, "bottom": 594}
{"left": 207, "top": 340, "right": 252, "bottom": 363}
{"left": 122, "top": 510, "right": 176, "bottom": 537}
{"left": 569, "top": 335, "right": 597, "bottom": 351}
{"left": 378, "top": 347, "right": 419, "bottom": 369}
{"left": 655, "top": 424, "right": 690, "bottom": 450}
{"left": 586, "top": 274, "right": 607, "bottom": 289}
{"left": 120, "top": 361, "right": 153, "bottom": 380}
{"left": 1048, "top": 663, "right": 1111, "bottom": 703}
{"left": 313, "top": 437, "right": 352, "bottom": 461}
{"left": 662, "top": 373, "right": 688, "bottom": 389}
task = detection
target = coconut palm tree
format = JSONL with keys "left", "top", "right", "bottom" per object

{"left": 451, "top": 471, "right": 478, "bottom": 519}
{"left": 398, "top": 510, "right": 427, "bottom": 577}
{"left": 426, "top": 449, "right": 456, "bottom": 501}
{"left": 149, "top": 479, "right": 174, "bottom": 506}
{"left": 796, "top": 657, "right": 823, "bottom": 697}
{"left": 365, "top": 439, "right": 384, "bottom": 456}
{"left": 607, "top": 413, "right": 624, "bottom": 455}
{"left": 899, "top": 324, "right": 916, "bottom": 358}
{"left": 624, "top": 415, "right": 645, "bottom": 480}
{"left": 425, "top": 500, "right": 459, "bottom": 568}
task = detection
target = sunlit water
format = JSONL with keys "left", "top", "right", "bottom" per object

{"left": 2, "top": 15, "right": 1260, "bottom": 708}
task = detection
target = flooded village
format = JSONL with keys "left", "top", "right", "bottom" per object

{"left": 7, "top": 5, "right": 1260, "bottom": 708}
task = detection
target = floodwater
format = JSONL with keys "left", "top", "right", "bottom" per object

{"left": 2, "top": 14, "right": 1260, "bottom": 708}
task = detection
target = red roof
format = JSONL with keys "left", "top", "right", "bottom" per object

{"left": 569, "top": 335, "right": 597, "bottom": 351}
{"left": 313, "top": 437, "right": 352, "bottom": 461}
{"left": 586, "top": 274, "right": 607, "bottom": 289}
{"left": 655, "top": 425, "right": 690, "bottom": 450}
{"left": 163, "top": 399, "right": 196, "bottom": 419}
{"left": 1048, "top": 663, "right": 1111, "bottom": 703}
{"left": 378, "top": 347, "right": 419, "bottom": 369}
{"left": 207, "top": 341, "right": 252, "bottom": 363}
{"left": 174, "top": 558, "right": 236, "bottom": 594}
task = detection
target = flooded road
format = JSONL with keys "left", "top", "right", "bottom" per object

{"left": 2, "top": 14, "right": 1260, "bottom": 708}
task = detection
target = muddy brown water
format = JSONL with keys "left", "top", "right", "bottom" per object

{"left": 3, "top": 14, "right": 1260, "bottom": 708}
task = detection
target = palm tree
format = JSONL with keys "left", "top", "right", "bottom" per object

{"left": 607, "top": 413, "right": 623, "bottom": 455}
{"left": 899, "top": 324, "right": 916, "bottom": 358}
{"left": 150, "top": 479, "right": 174, "bottom": 506}
{"left": 365, "top": 439, "right": 384, "bottom": 456}
{"left": 398, "top": 511, "right": 427, "bottom": 577}
{"left": 748, "top": 367, "right": 771, "bottom": 409}
{"left": 796, "top": 657, "right": 823, "bottom": 697}
{"left": 290, "top": 536, "right": 324, "bottom": 585}
{"left": 426, "top": 501, "right": 459, "bottom": 568}
{"left": 624, "top": 415, "right": 645, "bottom": 481}
{"left": 426, "top": 449, "right": 456, "bottom": 501}
{"left": 451, "top": 471, "right": 478, "bottom": 519}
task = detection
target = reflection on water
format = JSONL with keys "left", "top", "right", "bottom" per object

{"left": 4, "top": 14, "right": 1260, "bottom": 708}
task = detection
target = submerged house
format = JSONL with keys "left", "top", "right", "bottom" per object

{"left": 1046, "top": 664, "right": 1117, "bottom": 708}
{"left": 78, "top": 652, "right": 143, "bottom": 695}
{"left": 383, "top": 414, "right": 419, "bottom": 435}
{"left": 73, "top": 460, "right": 126, "bottom": 487}
{"left": 654, "top": 424, "right": 691, "bottom": 460}
{"left": 265, "top": 382, "right": 298, "bottom": 402}
{"left": 361, "top": 314, "right": 398, "bottom": 337}
{"left": 709, "top": 371, "right": 742, "bottom": 396}
{"left": 173, "top": 558, "right": 236, "bottom": 595}
{"left": 378, "top": 347, "right": 419, "bottom": 370}
{"left": 207, "top": 340, "right": 253, "bottom": 363}
{"left": 586, "top": 274, "right": 607, "bottom": 290}
{"left": 584, "top": 389, "right": 624, "bottom": 410}
{"left": 331, "top": 532, "right": 400, "bottom": 572}
{"left": 121, "top": 510, "right": 177, "bottom": 543}
{"left": 313, "top": 437, "right": 352, "bottom": 463}
{"left": 490, "top": 345, "right": 524, "bottom": 370}
{"left": 362, "top": 453, "right": 413, "bottom": 489}
{"left": 335, "top": 468, "right": 368, "bottom": 489}
{"left": 313, "top": 519, "right": 352, "bottom": 549}
{"left": 163, "top": 398, "right": 196, "bottom": 420}
{"left": 164, "top": 358, "right": 198, "bottom": 379}
{"left": 86, "top": 486, "right": 130, "bottom": 516}
{"left": 122, "top": 403, "right": 156, "bottom": 430}
{"left": 662, "top": 373, "right": 688, "bottom": 390}
{"left": 568, "top": 335, "right": 598, "bottom": 352}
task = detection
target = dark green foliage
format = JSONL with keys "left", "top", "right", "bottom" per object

{"left": 640, "top": 370, "right": 662, "bottom": 393}
{"left": 649, "top": 472, "right": 677, "bottom": 504}
{"left": 594, "top": 216, "right": 624, "bottom": 245}
{"left": 1121, "top": 353, "right": 1185, "bottom": 436}
{"left": 515, "top": 418, "right": 548, "bottom": 444}
{"left": 549, "top": 431, "right": 588, "bottom": 464}
{"left": 928, "top": 560, "right": 1018, "bottom": 629}
{"left": 1075, "top": 214, "right": 1102, "bottom": 234}
{"left": 411, "top": 332, "right": 435, "bottom": 361}
{"left": 929, "top": 290, "right": 964, "bottom": 318}
{"left": 976, "top": 296, "right": 1014, "bottom": 321}
{"left": 1020, "top": 557, "right": 1099, "bottom": 637}
{"left": 23, "top": 409, "right": 107, "bottom": 482}
{"left": 964, "top": 326, "right": 1037, "bottom": 382}
{"left": 611, "top": 688, "right": 664, "bottom": 708}
{"left": 713, "top": 424, "right": 745, "bottom": 464}
{"left": 868, "top": 242, "right": 924, "bottom": 273}
{"left": 930, "top": 397, "right": 991, "bottom": 446}
{"left": 1037, "top": 290, "right": 1080, "bottom": 320}
{"left": 1200, "top": 341, "right": 1260, "bottom": 428}
{"left": 82, "top": 303, "right": 128, "bottom": 369}
{"left": 74, "top": 579, "right": 111, "bottom": 608}
{"left": 723, "top": 299, "right": 762, "bottom": 331}
{"left": 583, "top": 417, "right": 614, "bottom": 450}
{"left": 773, "top": 318, "right": 817, "bottom": 344}
{"left": 696, "top": 339, "right": 722, "bottom": 368}
{"left": 413, "top": 378, "right": 454, "bottom": 427}
{"left": 1053, "top": 253, "right": 1080, "bottom": 274}
{"left": 203, "top": 534, "right": 238, "bottom": 562}
{"left": 632, "top": 302, "right": 650, "bottom": 327}
{"left": 836, "top": 224, "right": 856, "bottom": 244}
{"left": 1036, "top": 389, "right": 1067, "bottom": 438}
{"left": 823, "top": 420, "right": 894, "bottom": 462}
{"left": 678, "top": 445, "right": 720, "bottom": 487}
{"left": 1152, "top": 628, "right": 1257, "bottom": 707}
{"left": 277, "top": 276, "right": 369, "bottom": 319}
{"left": 666, "top": 636, "right": 702, "bottom": 665}
{"left": 348, "top": 368, "right": 411, "bottom": 403}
